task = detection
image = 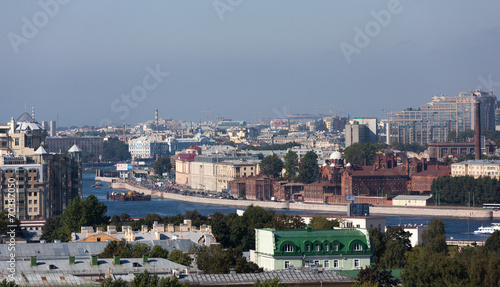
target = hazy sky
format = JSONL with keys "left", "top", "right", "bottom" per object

{"left": 1, "top": 1, "right": 500, "bottom": 127}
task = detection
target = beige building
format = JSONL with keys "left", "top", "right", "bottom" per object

{"left": 175, "top": 155, "right": 260, "bottom": 192}
{"left": 451, "top": 160, "right": 500, "bottom": 179}
{"left": 0, "top": 113, "right": 82, "bottom": 220}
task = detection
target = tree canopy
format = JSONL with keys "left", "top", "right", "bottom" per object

{"left": 297, "top": 151, "right": 319, "bottom": 183}
{"left": 283, "top": 150, "right": 298, "bottom": 181}
{"left": 41, "top": 195, "right": 107, "bottom": 242}
{"left": 259, "top": 154, "right": 284, "bottom": 179}
{"left": 102, "top": 139, "right": 131, "bottom": 162}
{"left": 153, "top": 156, "right": 172, "bottom": 176}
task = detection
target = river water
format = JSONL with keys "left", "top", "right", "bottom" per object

{"left": 83, "top": 172, "right": 494, "bottom": 241}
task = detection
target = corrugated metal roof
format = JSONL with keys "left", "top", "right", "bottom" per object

{"left": 0, "top": 240, "right": 197, "bottom": 260}
{"left": 0, "top": 258, "right": 189, "bottom": 277}
{"left": 184, "top": 270, "right": 354, "bottom": 285}
{"left": 392, "top": 195, "right": 432, "bottom": 201}
{"left": 0, "top": 273, "right": 99, "bottom": 286}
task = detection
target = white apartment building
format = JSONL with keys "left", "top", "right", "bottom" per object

{"left": 451, "top": 160, "right": 500, "bottom": 179}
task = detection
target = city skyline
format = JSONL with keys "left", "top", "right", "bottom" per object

{"left": 1, "top": 1, "right": 500, "bottom": 127}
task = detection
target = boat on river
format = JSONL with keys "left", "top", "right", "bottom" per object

{"left": 474, "top": 223, "right": 500, "bottom": 234}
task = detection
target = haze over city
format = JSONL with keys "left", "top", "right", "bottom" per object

{"left": 1, "top": 1, "right": 500, "bottom": 126}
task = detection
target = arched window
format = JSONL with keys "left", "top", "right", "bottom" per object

{"left": 353, "top": 242, "right": 362, "bottom": 251}
{"left": 283, "top": 244, "right": 293, "bottom": 252}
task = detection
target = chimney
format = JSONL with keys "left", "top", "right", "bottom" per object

{"left": 475, "top": 101, "right": 481, "bottom": 160}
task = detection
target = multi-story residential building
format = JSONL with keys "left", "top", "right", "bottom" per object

{"left": 251, "top": 227, "right": 372, "bottom": 271}
{"left": 451, "top": 160, "right": 500, "bottom": 179}
{"left": 345, "top": 117, "right": 378, "bottom": 147}
{"left": 0, "top": 113, "right": 82, "bottom": 220}
{"left": 128, "top": 136, "right": 172, "bottom": 160}
{"left": 388, "top": 90, "right": 497, "bottom": 145}
{"left": 46, "top": 136, "right": 103, "bottom": 158}
{"left": 175, "top": 153, "right": 260, "bottom": 192}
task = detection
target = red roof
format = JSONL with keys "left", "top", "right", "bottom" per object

{"left": 187, "top": 145, "right": 201, "bottom": 150}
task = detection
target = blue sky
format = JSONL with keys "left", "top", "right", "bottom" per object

{"left": 1, "top": 0, "right": 500, "bottom": 127}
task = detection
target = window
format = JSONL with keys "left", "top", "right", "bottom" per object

{"left": 315, "top": 244, "right": 320, "bottom": 252}
{"left": 15, "top": 138, "right": 19, "bottom": 146}
{"left": 306, "top": 245, "right": 311, "bottom": 252}
{"left": 314, "top": 260, "right": 320, "bottom": 266}
{"left": 354, "top": 259, "right": 360, "bottom": 269}
{"left": 283, "top": 244, "right": 293, "bottom": 253}
{"left": 333, "top": 259, "right": 339, "bottom": 268}
{"left": 324, "top": 260, "right": 330, "bottom": 268}
{"left": 284, "top": 261, "right": 290, "bottom": 269}
{"left": 34, "top": 208, "right": 37, "bottom": 212}
{"left": 334, "top": 244, "right": 339, "bottom": 251}
{"left": 34, "top": 200, "right": 37, "bottom": 204}
{"left": 353, "top": 243, "right": 362, "bottom": 251}
{"left": 29, "top": 200, "right": 32, "bottom": 204}
{"left": 324, "top": 244, "right": 329, "bottom": 252}
{"left": 29, "top": 207, "right": 32, "bottom": 212}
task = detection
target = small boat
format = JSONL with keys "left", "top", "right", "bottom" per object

{"left": 474, "top": 223, "right": 500, "bottom": 234}
{"left": 94, "top": 182, "right": 102, "bottom": 189}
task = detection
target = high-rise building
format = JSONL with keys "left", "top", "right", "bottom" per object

{"left": 388, "top": 90, "right": 497, "bottom": 145}
{"left": 49, "top": 121, "right": 56, "bottom": 137}
{"left": 345, "top": 117, "right": 378, "bottom": 147}
{"left": 0, "top": 113, "right": 82, "bottom": 220}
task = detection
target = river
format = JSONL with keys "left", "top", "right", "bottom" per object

{"left": 83, "top": 172, "right": 494, "bottom": 241}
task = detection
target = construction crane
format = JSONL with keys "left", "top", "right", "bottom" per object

{"left": 201, "top": 109, "right": 214, "bottom": 122}
{"left": 310, "top": 106, "right": 334, "bottom": 116}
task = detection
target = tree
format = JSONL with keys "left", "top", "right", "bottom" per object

{"left": 153, "top": 156, "right": 172, "bottom": 176}
{"left": 283, "top": 150, "right": 298, "bottom": 181}
{"left": 99, "top": 239, "right": 133, "bottom": 258}
{"left": 355, "top": 265, "right": 397, "bottom": 287}
{"left": 190, "top": 245, "right": 262, "bottom": 274}
{"left": 0, "top": 210, "right": 22, "bottom": 237}
{"left": 253, "top": 277, "right": 283, "bottom": 287}
{"left": 344, "top": 142, "right": 378, "bottom": 166}
{"left": 309, "top": 215, "right": 339, "bottom": 229}
{"left": 103, "top": 139, "right": 131, "bottom": 162}
{"left": 101, "top": 277, "right": 126, "bottom": 287}
{"left": 150, "top": 245, "right": 169, "bottom": 259}
{"left": 259, "top": 154, "right": 284, "bottom": 179}
{"left": 421, "top": 219, "right": 447, "bottom": 255}
{"left": 485, "top": 230, "right": 500, "bottom": 252}
{"left": 297, "top": 151, "right": 319, "bottom": 183}
{"left": 369, "top": 228, "right": 385, "bottom": 265}
{"left": 378, "top": 227, "right": 411, "bottom": 269}
{"left": 168, "top": 249, "right": 192, "bottom": 266}
{"left": 0, "top": 280, "right": 17, "bottom": 287}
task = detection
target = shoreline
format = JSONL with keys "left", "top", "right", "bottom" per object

{"left": 96, "top": 177, "right": 497, "bottom": 219}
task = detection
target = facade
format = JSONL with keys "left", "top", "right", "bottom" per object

{"left": 451, "top": 160, "right": 500, "bottom": 179}
{"left": 428, "top": 140, "right": 495, "bottom": 159}
{"left": 46, "top": 136, "right": 103, "bottom": 158}
{"left": 252, "top": 227, "right": 372, "bottom": 271}
{"left": 175, "top": 154, "right": 260, "bottom": 192}
{"left": 0, "top": 147, "right": 82, "bottom": 220}
{"left": 392, "top": 195, "right": 432, "bottom": 206}
{"left": 128, "top": 136, "right": 172, "bottom": 159}
{"left": 388, "top": 91, "right": 497, "bottom": 145}
{"left": 0, "top": 113, "right": 82, "bottom": 220}
{"left": 345, "top": 117, "right": 378, "bottom": 147}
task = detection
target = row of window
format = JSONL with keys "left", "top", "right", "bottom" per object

{"left": 283, "top": 259, "right": 361, "bottom": 269}
{"left": 283, "top": 242, "right": 362, "bottom": 253}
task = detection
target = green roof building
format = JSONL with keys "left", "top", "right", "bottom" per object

{"left": 252, "top": 226, "right": 372, "bottom": 271}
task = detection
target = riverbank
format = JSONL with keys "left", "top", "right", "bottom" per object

{"left": 96, "top": 176, "right": 496, "bottom": 219}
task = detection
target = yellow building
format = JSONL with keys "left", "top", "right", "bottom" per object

{"left": 451, "top": 160, "right": 500, "bottom": 179}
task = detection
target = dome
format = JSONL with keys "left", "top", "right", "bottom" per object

{"left": 322, "top": 163, "right": 327, "bottom": 167}
{"left": 330, "top": 151, "right": 343, "bottom": 160}
{"left": 330, "top": 163, "right": 336, "bottom": 167}
{"left": 346, "top": 162, "right": 352, "bottom": 167}
{"left": 68, "top": 144, "right": 82, "bottom": 153}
